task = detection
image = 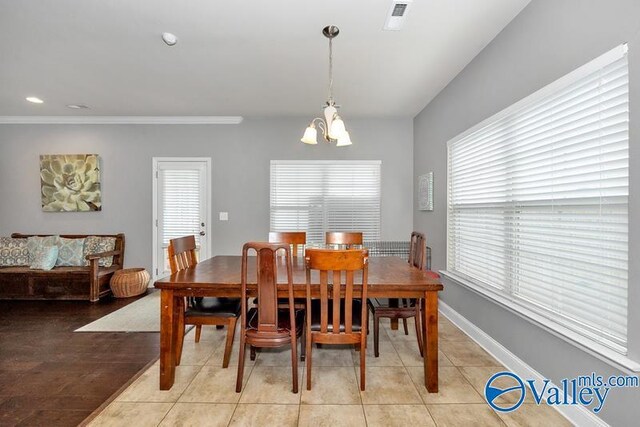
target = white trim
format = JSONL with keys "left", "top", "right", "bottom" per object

{"left": 439, "top": 301, "right": 610, "bottom": 427}
{"left": 0, "top": 116, "right": 243, "bottom": 125}
{"left": 440, "top": 271, "right": 640, "bottom": 374}
{"left": 446, "top": 43, "right": 627, "bottom": 148}
{"left": 151, "top": 157, "right": 212, "bottom": 281}
{"left": 270, "top": 160, "right": 382, "bottom": 165}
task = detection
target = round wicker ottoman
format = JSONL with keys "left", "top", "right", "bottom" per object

{"left": 110, "top": 268, "right": 150, "bottom": 298}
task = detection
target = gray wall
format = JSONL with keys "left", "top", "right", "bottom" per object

{"left": 0, "top": 117, "right": 413, "bottom": 272}
{"left": 413, "top": 0, "right": 640, "bottom": 425}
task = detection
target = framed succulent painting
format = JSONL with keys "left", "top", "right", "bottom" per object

{"left": 40, "top": 154, "right": 102, "bottom": 212}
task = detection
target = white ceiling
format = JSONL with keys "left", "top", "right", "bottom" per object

{"left": 0, "top": 0, "right": 529, "bottom": 118}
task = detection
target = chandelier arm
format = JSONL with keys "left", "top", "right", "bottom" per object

{"left": 311, "top": 118, "right": 329, "bottom": 142}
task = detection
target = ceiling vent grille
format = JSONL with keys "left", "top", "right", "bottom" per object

{"left": 384, "top": 0, "right": 412, "bottom": 31}
{"left": 392, "top": 4, "right": 408, "bottom": 17}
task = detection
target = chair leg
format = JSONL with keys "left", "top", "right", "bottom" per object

{"left": 402, "top": 318, "right": 409, "bottom": 336}
{"left": 300, "top": 321, "right": 306, "bottom": 361}
{"left": 195, "top": 325, "right": 202, "bottom": 343}
{"left": 235, "top": 333, "right": 246, "bottom": 393}
{"left": 415, "top": 301, "right": 424, "bottom": 357}
{"left": 360, "top": 337, "right": 366, "bottom": 391}
{"left": 222, "top": 317, "right": 237, "bottom": 368}
{"left": 250, "top": 345, "right": 257, "bottom": 361}
{"left": 373, "top": 313, "right": 380, "bottom": 358}
{"left": 306, "top": 334, "right": 313, "bottom": 391}
{"left": 291, "top": 331, "right": 298, "bottom": 394}
{"left": 175, "top": 306, "right": 185, "bottom": 366}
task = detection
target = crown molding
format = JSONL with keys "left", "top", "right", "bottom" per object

{"left": 0, "top": 116, "right": 244, "bottom": 125}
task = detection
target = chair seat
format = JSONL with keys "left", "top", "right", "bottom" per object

{"left": 368, "top": 298, "right": 417, "bottom": 309}
{"left": 247, "top": 307, "right": 305, "bottom": 337}
{"left": 254, "top": 297, "right": 306, "bottom": 306}
{"left": 425, "top": 270, "right": 440, "bottom": 279}
{"left": 310, "top": 299, "right": 363, "bottom": 332}
{"left": 185, "top": 297, "right": 241, "bottom": 318}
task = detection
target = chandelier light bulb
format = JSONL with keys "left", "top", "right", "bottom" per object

{"left": 330, "top": 116, "right": 346, "bottom": 140}
{"left": 336, "top": 131, "right": 352, "bottom": 147}
{"left": 301, "top": 126, "right": 318, "bottom": 145}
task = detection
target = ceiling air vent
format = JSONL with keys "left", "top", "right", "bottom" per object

{"left": 392, "top": 3, "right": 408, "bottom": 16}
{"left": 384, "top": 0, "right": 412, "bottom": 31}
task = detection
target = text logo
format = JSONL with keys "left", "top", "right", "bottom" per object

{"left": 484, "top": 372, "right": 526, "bottom": 412}
{"left": 484, "top": 371, "right": 639, "bottom": 413}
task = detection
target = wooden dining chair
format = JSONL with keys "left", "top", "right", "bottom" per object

{"left": 305, "top": 248, "right": 369, "bottom": 390}
{"left": 236, "top": 242, "right": 304, "bottom": 393}
{"left": 169, "top": 236, "right": 240, "bottom": 368}
{"left": 268, "top": 231, "right": 306, "bottom": 257}
{"left": 367, "top": 232, "right": 425, "bottom": 358}
{"left": 268, "top": 231, "right": 307, "bottom": 314}
{"left": 325, "top": 231, "right": 363, "bottom": 248}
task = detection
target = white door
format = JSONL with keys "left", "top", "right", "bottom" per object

{"left": 153, "top": 158, "right": 211, "bottom": 279}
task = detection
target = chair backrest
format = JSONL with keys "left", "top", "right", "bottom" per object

{"left": 305, "top": 248, "right": 368, "bottom": 335}
{"left": 268, "top": 231, "right": 306, "bottom": 257}
{"left": 241, "top": 242, "right": 295, "bottom": 334}
{"left": 168, "top": 235, "right": 198, "bottom": 274}
{"left": 409, "top": 232, "right": 426, "bottom": 270}
{"left": 325, "top": 232, "right": 363, "bottom": 249}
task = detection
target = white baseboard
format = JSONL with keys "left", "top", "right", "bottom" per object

{"left": 439, "top": 301, "right": 609, "bottom": 427}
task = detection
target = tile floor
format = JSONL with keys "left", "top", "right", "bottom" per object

{"left": 87, "top": 316, "right": 572, "bottom": 426}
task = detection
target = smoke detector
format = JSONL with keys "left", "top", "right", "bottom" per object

{"left": 383, "top": 0, "right": 413, "bottom": 31}
{"left": 162, "top": 32, "right": 178, "bottom": 46}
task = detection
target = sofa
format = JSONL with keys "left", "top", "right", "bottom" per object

{"left": 0, "top": 233, "right": 125, "bottom": 302}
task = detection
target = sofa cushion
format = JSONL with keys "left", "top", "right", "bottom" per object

{"left": 30, "top": 245, "right": 59, "bottom": 270}
{"left": 0, "top": 237, "right": 29, "bottom": 267}
{"left": 27, "top": 236, "right": 60, "bottom": 264}
{"left": 84, "top": 236, "right": 116, "bottom": 267}
{"left": 56, "top": 237, "right": 86, "bottom": 267}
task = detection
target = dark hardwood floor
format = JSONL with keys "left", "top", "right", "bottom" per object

{"left": 0, "top": 293, "right": 159, "bottom": 427}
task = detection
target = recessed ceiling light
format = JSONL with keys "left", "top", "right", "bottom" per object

{"left": 162, "top": 32, "right": 178, "bottom": 46}
{"left": 67, "top": 104, "right": 90, "bottom": 109}
{"left": 26, "top": 97, "right": 44, "bottom": 104}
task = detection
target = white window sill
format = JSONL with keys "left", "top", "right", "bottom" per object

{"left": 440, "top": 270, "right": 640, "bottom": 374}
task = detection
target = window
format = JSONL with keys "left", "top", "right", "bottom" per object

{"left": 447, "top": 45, "right": 629, "bottom": 354}
{"left": 270, "top": 160, "right": 381, "bottom": 243}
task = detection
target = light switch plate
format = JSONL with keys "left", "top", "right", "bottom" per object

{"left": 219, "top": 212, "right": 228, "bottom": 221}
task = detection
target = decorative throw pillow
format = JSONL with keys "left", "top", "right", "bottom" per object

{"left": 29, "top": 245, "right": 59, "bottom": 270}
{"left": 84, "top": 236, "right": 116, "bottom": 267}
{"left": 27, "top": 236, "right": 60, "bottom": 264}
{"left": 0, "top": 237, "right": 29, "bottom": 266}
{"left": 55, "top": 237, "right": 86, "bottom": 266}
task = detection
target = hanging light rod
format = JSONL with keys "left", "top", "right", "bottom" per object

{"left": 301, "top": 25, "right": 352, "bottom": 147}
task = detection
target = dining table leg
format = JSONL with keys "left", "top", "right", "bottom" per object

{"left": 160, "top": 289, "right": 177, "bottom": 390}
{"left": 424, "top": 291, "right": 439, "bottom": 392}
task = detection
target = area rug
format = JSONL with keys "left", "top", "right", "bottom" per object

{"left": 75, "top": 291, "right": 161, "bottom": 332}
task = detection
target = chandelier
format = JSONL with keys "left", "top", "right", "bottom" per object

{"left": 301, "top": 26, "right": 352, "bottom": 147}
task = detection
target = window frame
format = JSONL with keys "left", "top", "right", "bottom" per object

{"left": 444, "top": 44, "right": 639, "bottom": 372}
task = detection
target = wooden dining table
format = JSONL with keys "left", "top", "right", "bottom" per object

{"left": 154, "top": 255, "right": 443, "bottom": 392}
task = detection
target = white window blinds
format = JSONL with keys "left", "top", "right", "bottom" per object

{"left": 447, "top": 45, "right": 629, "bottom": 353}
{"left": 270, "top": 160, "right": 381, "bottom": 244}
{"left": 160, "top": 169, "right": 202, "bottom": 247}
